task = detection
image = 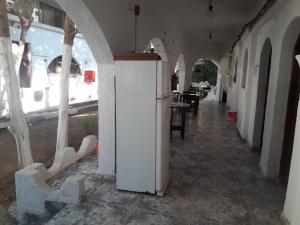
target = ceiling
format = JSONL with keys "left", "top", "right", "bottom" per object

{"left": 152, "top": 0, "right": 265, "bottom": 53}
{"left": 46, "top": 0, "right": 266, "bottom": 55}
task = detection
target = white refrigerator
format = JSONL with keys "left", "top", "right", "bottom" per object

{"left": 115, "top": 53, "right": 170, "bottom": 195}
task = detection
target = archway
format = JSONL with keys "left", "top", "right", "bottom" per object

{"left": 253, "top": 38, "right": 272, "bottom": 152}
{"left": 54, "top": 0, "right": 113, "bottom": 64}
{"left": 192, "top": 58, "right": 218, "bottom": 100}
{"left": 280, "top": 34, "right": 300, "bottom": 185}
{"left": 192, "top": 59, "right": 218, "bottom": 87}
{"left": 260, "top": 17, "right": 300, "bottom": 178}
{"left": 52, "top": 0, "right": 115, "bottom": 175}
{"left": 148, "top": 37, "right": 168, "bottom": 61}
{"left": 175, "top": 54, "right": 185, "bottom": 93}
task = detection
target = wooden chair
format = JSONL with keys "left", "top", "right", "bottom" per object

{"left": 180, "top": 93, "right": 199, "bottom": 116}
{"left": 172, "top": 91, "right": 181, "bottom": 102}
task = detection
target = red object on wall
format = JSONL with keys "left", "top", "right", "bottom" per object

{"left": 84, "top": 70, "right": 96, "bottom": 83}
{"left": 134, "top": 5, "right": 140, "bottom": 16}
{"left": 227, "top": 111, "right": 238, "bottom": 122}
{"left": 96, "top": 141, "right": 99, "bottom": 154}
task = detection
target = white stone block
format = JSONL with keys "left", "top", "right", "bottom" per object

{"left": 16, "top": 164, "right": 86, "bottom": 223}
{"left": 48, "top": 175, "right": 85, "bottom": 204}
{"left": 24, "top": 163, "right": 51, "bottom": 180}
{"left": 15, "top": 166, "right": 53, "bottom": 221}
{"left": 48, "top": 147, "right": 77, "bottom": 177}
{"left": 77, "top": 135, "right": 97, "bottom": 159}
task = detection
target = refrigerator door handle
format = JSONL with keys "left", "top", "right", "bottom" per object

{"left": 156, "top": 96, "right": 170, "bottom": 100}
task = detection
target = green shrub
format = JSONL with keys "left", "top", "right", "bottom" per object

{"left": 80, "top": 117, "right": 97, "bottom": 136}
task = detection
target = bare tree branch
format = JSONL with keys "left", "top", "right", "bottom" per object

{"left": 0, "top": 0, "right": 10, "bottom": 37}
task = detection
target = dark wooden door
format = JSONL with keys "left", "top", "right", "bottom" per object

{"left": 280, "top": 35, "right": 300, "bottom": 185}
{"left": 259, "top": 50, "right": 272, "bottom": 151}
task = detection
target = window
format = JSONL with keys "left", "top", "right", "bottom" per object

{"left": 19, "top": 43, "right": 31, "bottom": 88}
{"left": 242, "top": 50, "right": 249, "bottom": 89}
{"left": 47, "top": 56, "right": 81, "bottom": 76}
{"left": 35, "top": 0, "right": 66, "bottom": 29}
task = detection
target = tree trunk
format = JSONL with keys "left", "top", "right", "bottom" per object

{"left": 0, "top": 0, "right": 33, "bottom": 167}
{"left": 56, "top": 16, "right": 77, "bottom": 152}
{"left": 13, "top": 0, "right": 33, "bottom": 74}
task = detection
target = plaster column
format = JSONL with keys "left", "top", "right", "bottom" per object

{"left": 283, "top": 55, "right": 300, "bottom": 225}
{"left": 178, "top": 68, "right": 185, "bottom": 94}
{"left": 215, "top": 70, "right": 222, "bottom": 102}
{"left": 98, "top": 64, "right": 116, "bottom": 176}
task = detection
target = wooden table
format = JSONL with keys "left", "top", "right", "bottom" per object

{"left": 170, "top": 102, "right": 190, "bottom": 139}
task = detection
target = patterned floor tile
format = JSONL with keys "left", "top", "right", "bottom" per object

{"left": 43, "top": 101, "right": 285, "bottom": 225}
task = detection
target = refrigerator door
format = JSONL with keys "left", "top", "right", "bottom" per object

{"left": 156, "top": 61, "right": 170, "bottom": 98}
{"left": 116, "top": 60, "right": 157, "bottom": 194}
{"left": 156, "top": 97, "right": 170, "bottom": 194}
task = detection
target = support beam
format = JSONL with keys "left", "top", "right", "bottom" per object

{"left": 98, "top": 64, "right": 116, "bottom": 176}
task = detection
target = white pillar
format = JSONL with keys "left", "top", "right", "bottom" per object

{"left": 215, "top": 70, "right": 222, "bottom": 102}
{"left": 98, "top": 64, "right": 116, "bottom": 176}
{"left": 283, "top": 55, "right": 300, "bottom": 225}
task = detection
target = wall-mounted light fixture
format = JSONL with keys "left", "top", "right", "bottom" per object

{"left": 207, "top": 0, "right": 215, "bottom": 18}
{"left": 209, "top": 31, "right": 213, "bottom": 39}
{"left": 129, "top": 4, "right": 140, "bottom": 52}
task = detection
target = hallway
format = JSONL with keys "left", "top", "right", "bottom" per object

{"left": 45, "top": 101, "right": 285, "bottom": 225}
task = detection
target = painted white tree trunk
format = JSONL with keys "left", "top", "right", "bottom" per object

{"left": 0, "top": 72, "right": 6, "bottom": 116}
{"left": 0, "top": 37, "right": 33, "bottom": 167}
{"left": 56, "top": 44, "right": 72, "bottom": 152}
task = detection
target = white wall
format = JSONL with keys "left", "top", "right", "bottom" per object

{"left": 226, "top": 0, "right": 300, "bottom": 223}
{"left": 227, "top": 0, "right": 300, "bottom": 177}
{"left": 284, "top": 70, "right": 300, "bottom": 224}
{"left": 217, "top": 57, "right": 228, "bottom": 102}
{"left": 237, "top": 40, "right": 250, "bottom": 138}
{"left": 284, "top": 55, "right": 300, "bottom": 224}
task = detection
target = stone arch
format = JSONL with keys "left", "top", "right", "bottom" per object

{"left": 149, "top": 37, "right": 168, "bottom": 61}
{"left": 210, "top": 59, "right": 220, "bottom": 69}
{"left": 175, "top": 54, "right": 185, "bottom": 93}
{"left": 260, "top": 17, "right": 300, "bottom": 177}
{"left": 192, "top": 58, "right": 219, "bottom": 100}
{"left": 53, "top": 0, "right": 115, "bottom": 175}
{"left": 54, "top": 0, "right": 113, "bottom": 64}
{"left": 253, "top": 38, "right": 272, "bottom": 150}
{"left": 241, "top": 49, "right": 248, "bottom": 88}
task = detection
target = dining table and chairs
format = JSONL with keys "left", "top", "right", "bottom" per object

{"left": 170, "top": 91, "right": 200, "bottom": 139}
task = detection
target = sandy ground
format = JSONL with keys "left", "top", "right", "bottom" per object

{"left": 0, "top": 111, "right": 98, "bottom": 207}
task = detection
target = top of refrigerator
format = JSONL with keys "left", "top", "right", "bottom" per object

{"left": 114, "top": 52, "right": 170, "bottom": 98}
{"left": 114, "top": 52, "right": 162, "bottom": 61}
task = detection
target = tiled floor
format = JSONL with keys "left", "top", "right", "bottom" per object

{"left": 44, "top": 101, "right": 286, "bottom": 225}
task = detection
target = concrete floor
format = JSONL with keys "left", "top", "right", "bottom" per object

{"left": 0, "top": 112, "right": 98, "bottom": 208}
{"left": 44, "top": 101, "right": 285, "bottom": 225}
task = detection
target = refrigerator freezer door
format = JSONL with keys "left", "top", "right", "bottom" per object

{"left": 157, "top": 61, "right": 170, "bottom": 98}
{"left": 116, "top": 60, "right": 157, "bottom": 194}
{"left": 156, "top": 97, "right": 170, "bottom": 194}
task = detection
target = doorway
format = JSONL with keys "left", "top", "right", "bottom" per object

{"left": 222, "top": 91, "right": 227, "bottom": 103}
{"left": 280, "top": 35, "right": 300, "bottom": 185}
{"left": 253, "top": 39, "right": 272, "bottom": 152}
